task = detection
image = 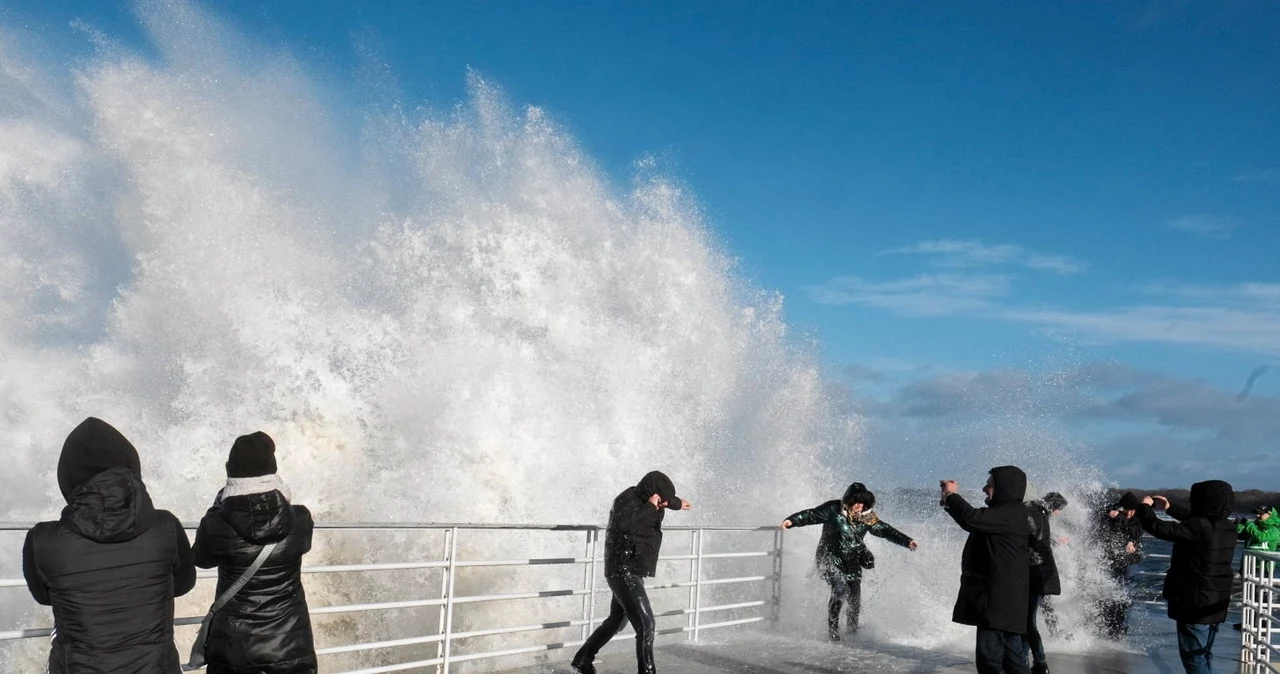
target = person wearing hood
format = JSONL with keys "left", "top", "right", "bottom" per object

{"left": 192, "top": 431, "right": 317, "bottom": 674}
{"left": 940, "top": 466, "right": 1032, "bottom": 674}
{"left": 22, "top": 417, "right": 197, "bottom": 674}
{"left": 1095, "top": 492, "right": 1144, "bottom": 639}
{"left": 1023, "top": 492, "right": 1066, "bottom": 674}
{"left": 1135, "top": 483, "right": 1238, "bottom": 674}
{"left": 781, "top": 482, "right": 918, "bottom": 640}
{"left": 572, "top": 471, "right": 691, "bottom": 674}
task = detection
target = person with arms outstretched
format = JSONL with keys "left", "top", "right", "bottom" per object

{"left": 781, "top": 482, "right": 918, "bottom": 640}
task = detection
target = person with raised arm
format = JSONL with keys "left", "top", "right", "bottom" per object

{"left": 780, "top": 482, "right": 918, "bottom": 640}
{"left": 940, "top": 468, "right": 1032, "bottom": 674}
{"left": 572, "top": 471, "right": 691, "bottom": 674}
{"left": 1133, "top": 484, "right": 1237, "bottom": 674}
{"left": 23, "top": 417, "right": 196, "bottom": 674}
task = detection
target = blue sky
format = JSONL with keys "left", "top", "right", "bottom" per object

{"left": 6, "top": 1, "right": 1278, "bottom": 488}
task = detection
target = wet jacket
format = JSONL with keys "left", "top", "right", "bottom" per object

{"left": 1136, "top": 481, "right": 1238, "bottom": 625}
{"left": 1026, "top": 501, "right": 1061, "bottom": 597}
{"left": 785, "top": 501, "right": 913, "bottom": 580}
{"left": 1237, "top": 509, "right": 1280, "bottom": 551}
{"left": 943, "top": 466, "right": 1030, "bottom": 634}
{"left": 603, "top": 472, "right": 685, "bottom": 577}
{"left": 193, "top": 490, "right": 317, "bottom": 674}
{"left": 1096, "top": 509, "right": 1144, "bottom": 574}
{"left": 22, "top": 418, "right": 196, "bottom": 674}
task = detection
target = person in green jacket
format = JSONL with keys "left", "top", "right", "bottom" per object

{"left": 1238, "top": 506, "right": 1280, "bottom": 551}
{"left": 782, "top": 482, "right": 918, "bottom": 640}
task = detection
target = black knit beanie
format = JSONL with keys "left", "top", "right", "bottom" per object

{"left": 226, "top": 431, "right": 277, "bottom": 478}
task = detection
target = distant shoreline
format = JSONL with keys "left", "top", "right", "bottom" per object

{"left": 1107, "top": 487, "right": 1279, "bottom": 513}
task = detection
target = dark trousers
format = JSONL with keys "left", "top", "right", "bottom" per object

{"left": 1023, "top": 595, "right": 1046, "bottom": 667}
{"left": 1099, "top": 566, "right": 1134, "bottom": 638}
{"left": 1175, "top": 622, "right": 1218, "bottom": 674}
{"left": 824, "top": 572, "right": 862, "bottom": 637}
{"left": 575, "top": 572, "right": 656, "bottom": 674}
{"left": 976, "top": 628, "right": 1031, "bottom": 674}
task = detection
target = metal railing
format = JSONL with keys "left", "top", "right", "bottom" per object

{"left": 1241, "top": 549, "right": 1280, "bottom": 674}
{"left": 0, "top": 522, "right": 782, "bottom": 673}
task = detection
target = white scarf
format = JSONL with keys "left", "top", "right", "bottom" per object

{"left": 223, "top": 474, "right": 291, "bottom": 502}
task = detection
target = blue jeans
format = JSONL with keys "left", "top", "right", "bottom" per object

{"left": 1176, "top": 622, "right": 1218, "bottom": 674}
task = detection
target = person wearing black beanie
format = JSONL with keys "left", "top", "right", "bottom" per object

{"left": 781, "top": 482, "right": 919, "bottom": 640}
{"left": 23, "top": 417, "right": 196, "bottom": 674}
{"left": 193, "top": 431, "right": 316, "bottom": 674}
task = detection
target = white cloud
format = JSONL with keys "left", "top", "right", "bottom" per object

{"left": 1164, "top": 215, "right": 1236, "bottom": 239}
{"left": 805, "top": 273, "right": 1009, "bottom": 316}
{"left": 879, "top": 239, "right": 1084, "bottom": 274}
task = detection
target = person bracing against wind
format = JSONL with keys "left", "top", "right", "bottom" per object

{"left": 782, "top": 482, "right": 918, "bottom": 640}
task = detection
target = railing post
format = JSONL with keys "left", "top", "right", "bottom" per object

{"left": 441, "top": 527, "right": 460, "bottom": 674}
{"left": 686, "top": 530, "right": 698, "bottom": 640}
{"left": 692, "top": 529, "right": 705, "bottom": 643}
{"left": 771, "top": 527, "right": 784, "bottom": 624}
{"left": 581, "top": 528, "right": 599, "bottom": 643}
{"left": 435, "top": 528, "right": 453, "bottom": 674}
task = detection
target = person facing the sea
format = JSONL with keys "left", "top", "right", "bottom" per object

{"left": 941, "top": 467, "right": 1032, "bottom": 674}
{"left": 1134, "top": 483, "right": 1237, "bottom": 674}
{"left": 1024, "top": 491, "right": 1066, "bottom": 674}
{"left": 192, "top": 431, "right": 317, "bottom": 674}
{"left": 572, "top": 471, "right": 691, "bottom": 674}
{"left": 781, "top": 482, "right": 918, "bottom": 640}
{"left": 22, "top": 417, "right": 197, "bottom": 674}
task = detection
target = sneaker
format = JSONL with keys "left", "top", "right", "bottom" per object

{"left": 570, "top": 655, "right": 597, "bottom": 674}
{"left": 1233, "top": 622, "right": 1243, "bottom": 632}
{"left": 828, "top": 630, "right": 841, "bottom": 642}
{"left": 1032, "top": 664, "right": 1050, "bottom": 674}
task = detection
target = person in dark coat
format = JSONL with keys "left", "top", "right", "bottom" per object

{"left": 1094, "top": 492, "right": 1144, "bottom": 638}
{"left": 781, "top": 482, "right": 918, "bottom": 640}
{"left": 192, "top": 431, "right": 317, "bottom": 674}
{"left": 941, "top": 466, "right": 1032, "bottom": 674}
{"left": 572, "top": 471, "right": 691, "bottom": 674}
{"left": 22, "top": 417, "right": 196, "bottom": 674}
{"left": 1134, "top": 482, "right": 1237, "bottom": 674}
{"left": 1024, "top": 492, "right": 1066, "bottom": 674}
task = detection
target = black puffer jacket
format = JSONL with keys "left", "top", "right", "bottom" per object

{"left": 784, "top": 501, "right": 913, "bottom": 580}
{"left": 603, "top": 472, "right": 685, "bottom": 577}
{"left": 943, "top": 466, "right": 1031, "bottom": 634}
{"left": 1026, "top": 501, "right": 1061, "bottom": 596}
{"left": 1135, "top": 480, "right": 1238, "bottom": 625}
{"left": 1097, "top": 509, "right": 1144, "bottom": 573}
{"left": 22, "top": 418, "right": 196, "bottom": 674}
{"left": 193, "top": 490, "right": 316, "bottom": 674}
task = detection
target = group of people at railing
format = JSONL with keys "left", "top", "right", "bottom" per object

{"left": 21, "top": 418, "right": 316, "bottom": 674}
{"left": 14, "top": 417, "right": 1263, "bottom": 674}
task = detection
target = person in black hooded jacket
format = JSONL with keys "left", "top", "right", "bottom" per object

{"left": 1024, "top": 493, "right": 1065, "bottom": 674}
{"left": 1133, "top": 482, "right": 1237, "bottom": 674}
{"left": 1094, "top": 492, "right": 1145, "bottom": 639}
{"left": 193, "top": 431, "right": 317, "bottom": 674}
{"left": 781, "top": 482, "right": 918, "bottom": 640}
{"left": 572, "top": 471, "right": 691, "bottom": 674}
{"left": 22, "top": 417, "right": 196, "bottom": 674}
{"left": 941, "top": 466, "right": 1031, "bottom": 674}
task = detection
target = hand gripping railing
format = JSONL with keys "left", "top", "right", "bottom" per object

{"left": 0, "top": 522, "right": 783, "bottom": 673}
{"left": 1241, "top": 549, "right": 1280, "bottom": 674}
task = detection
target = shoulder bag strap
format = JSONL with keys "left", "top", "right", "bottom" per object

{"left": 210, "top": 542, "right": 277, "bottom": 613}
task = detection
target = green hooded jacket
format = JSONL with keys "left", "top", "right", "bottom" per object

{"left": 1237, "top": 508, "right": 1280, "bottom": 551}
{"left": 785, "top": 500, "right": 913, "bottom": 580}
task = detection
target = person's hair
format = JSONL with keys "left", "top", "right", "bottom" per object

{"left": 1042, "top": 491, "right": 1068, "bottom": 512}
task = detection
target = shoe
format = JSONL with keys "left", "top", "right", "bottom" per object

{"left": 1233, "top": 622, "right": 1243, "bottom": 632}
{"left": 828, "top": 630, "right": 841, "bottom": 642}
{"left": 570, "top": 654, "right": 597, "bottom": 674}
{"left": 1032, "top": 664, "right": 1050, "bottom": 674}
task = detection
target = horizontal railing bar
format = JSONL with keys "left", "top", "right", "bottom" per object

{"left": 0, "top": 522, "right": 778, "bottom": 532}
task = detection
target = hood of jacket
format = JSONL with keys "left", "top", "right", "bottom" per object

{"left": 987, "top": 465, "right": 1027, "bottom": 506}
{"left": 1189, "top": 480, "right": 1234, "bottom": 520}
{"left": 60, "top": 466, "right": 159, "bottom": 543}
{"left": 637, "top": 471, "right": 677, "bottom": 504}
{"left": 219, "top": 490, "right": 293, "bottom": 545}
{"left": 56, "top": 417, "right": 143, "bottom": 502}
